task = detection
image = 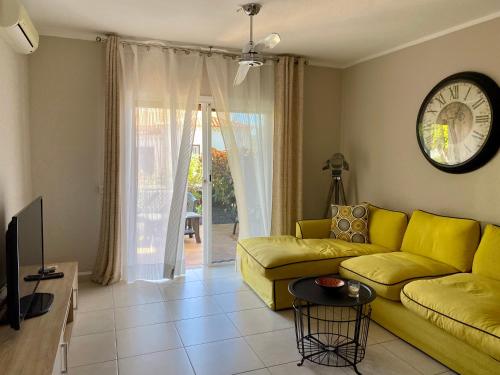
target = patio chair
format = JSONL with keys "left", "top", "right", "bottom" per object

{"left": 185, "top": 192, "right": 202, "bottom": 243}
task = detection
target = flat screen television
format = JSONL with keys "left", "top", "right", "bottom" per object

{"left": 5, "top": 197, "right": 53, "bottom": 330}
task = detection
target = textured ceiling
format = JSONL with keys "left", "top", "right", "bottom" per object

{"left": 23, "top": 0, "right": 500, "bottom": 67}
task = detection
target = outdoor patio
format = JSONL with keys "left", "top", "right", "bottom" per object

{"left": 184, "top": 223, "right": 238, "bottom": 268}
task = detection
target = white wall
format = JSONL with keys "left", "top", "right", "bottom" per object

{"left": 29, "top": 36, "right": 105, "bottom": 272}
{"left": 0, "top": 37, "right": 32, "bottom": 284}
{"left": 303, "top": 65, "right": 342, "bottom": 219}
{"left": 340, "top": 18, "right": 500, "bottom": 224}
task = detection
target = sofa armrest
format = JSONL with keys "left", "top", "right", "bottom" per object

{"left": 296, "top": 219, "right": 331, "bottom": 239}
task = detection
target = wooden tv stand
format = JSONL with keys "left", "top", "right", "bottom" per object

{"left": 0, "top": 262, "right": 78, "bottom": 375}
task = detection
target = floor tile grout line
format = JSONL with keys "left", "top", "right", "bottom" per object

{"left": 232, "top": 363, "right": 270, "bottom": 375}
{"left": 114, "top": 345, "right": 186, "bottom": 364}
{"left": 115, "top": 308, "right": 233, "bottom": 330}
{"left": 68, "top": 358, "right": 118, "bottom": 370}
{"left": 223, "top": 309, "right": 269, "bottom": 371}
{"left": 172, "top": 319, "right": 198, "bottom": 375}
{"left": 102, "top": 304, "right": 292, "bottom": 335}
{"left": 72, "top": 328, "right": 116, "bottom": 338}
{"left": 239, "top": 328, "right": 269, "bottom": 370}
{"left": 242, "top": 326, "right": 295, "bottom": 338}
{"left": 381, "top": 343, "right": 449, "bottom": 375}
{"left": 225, "top": 311, "right": 295, "bottom": 337}
{"left": 112, "top": 295, "right": 260, "bottom": 315}
{"left": 379, "top": 341, "right": 426, "bottom": 375}
{"left": 110, "top": 283, "right": 120, "bottom": 375}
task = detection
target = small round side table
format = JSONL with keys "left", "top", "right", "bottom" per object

{"left": 288, "top": 276, "right": 376, "bottom": 375}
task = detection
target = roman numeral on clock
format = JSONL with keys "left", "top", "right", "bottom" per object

{"left": 434, "top": 93, "right": 446, "bottom": 107}
{"left": 472, "top": 98, "right": 486, "bottom": 110}
{"left": 464, "top": 86, "right": 472, "bottom": 101}
{"left": 473, "top": 130, "right": 486, "bottom": 138}
{"left": 476, "top": 114, "right": 490, "bottom": 123}
{"left": 448, "top": 85, "right": 459, "bottom": 100}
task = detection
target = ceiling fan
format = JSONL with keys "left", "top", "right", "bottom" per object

{"left": 234, "top": 3, "right": 281, "bottom": 86}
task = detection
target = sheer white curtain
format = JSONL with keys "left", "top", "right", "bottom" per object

{"left": 205, "top": 55, "right": 274, "bottom": 239}
{"left": 119, "top": 45, "right": 203, "bottom": 281}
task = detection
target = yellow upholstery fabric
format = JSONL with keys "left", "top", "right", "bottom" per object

{"left": 371, "top": 297, "right": 500, "bottom": 375}
{"left": 339, "top": 252, "right": 458, "bottom": 300}
{"left": 401, "top": 210, "right": 480, "bottom": 272}
{"left": 401, "top": 273, "right": 500, "bottom": 361}
{"left": 238, "top": 244, "right": 309, "bottom": 310}
{"left": 239, "top": 249, "right": 275, "bottom": 308}
{"left": 237, "top": 236, "right": 391, "bottom": 280}
{"left": 367, "top": 204, "right": 408, "bottom": 250}
{"left": 296, "top": 219, "right": 331, "bottom": 239}
{"left": 274, "top": 278, "right": 297, "bottom": 310}
{"left": 472, "top": 224, "right": 500, "bottom": 280}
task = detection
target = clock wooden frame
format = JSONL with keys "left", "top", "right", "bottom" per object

{"left": 416, "top": 71, "right": 500, "bottom": 174}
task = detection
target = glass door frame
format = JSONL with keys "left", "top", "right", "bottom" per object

{"left": 199, "top": 96, "right": 214, "bottom": 265}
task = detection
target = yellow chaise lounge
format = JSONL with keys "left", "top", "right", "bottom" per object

{"left": 237, "top": 205, "right": 408, "bottom": 310}
{"left": 340, "top": 211, "right": 500, "bottom": 375}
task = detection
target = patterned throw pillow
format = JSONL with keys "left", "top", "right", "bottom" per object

{"left": 330, "top": 204, "right": 369, "bottom": 243}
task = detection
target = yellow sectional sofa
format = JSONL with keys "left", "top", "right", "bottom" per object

{"left": 340, "top": 214, "right": 500, "bottom": 375}
{"left": 237, "top": 205, "right": 408, "bottom": 310}
{"left": 339, "top": 210, "right": 480, "bottom": 301}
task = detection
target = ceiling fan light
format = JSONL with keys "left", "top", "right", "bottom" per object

{"left": 266, "top": 33, "right": 281, "bottom": 49}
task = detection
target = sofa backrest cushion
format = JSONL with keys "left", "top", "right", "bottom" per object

{"left": 472, "top": 224, "right": 500, "bottom": 280}
{"left": 401, "top": 210, "right": 480, "bottom": 272}
{"left": 368, "top": 204, "right": 408, "bottom": 250}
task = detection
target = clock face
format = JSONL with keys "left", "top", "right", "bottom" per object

{"left": 417, "top": 72, "right": 500, "bottom": 173}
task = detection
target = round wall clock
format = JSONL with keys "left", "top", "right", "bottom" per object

{"left": 416, "top": 72, "right": 500, "bottom": 173}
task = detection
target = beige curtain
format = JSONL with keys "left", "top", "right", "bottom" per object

{"left": 92, "top": 35, "right": 121, "bottom": 285}
{"left": 271, "top": 56, "right": 305, "bottom": 235}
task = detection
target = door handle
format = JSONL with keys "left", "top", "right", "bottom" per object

{"left": 73, "top": 288, "right": 78, "bottom": 310}
{"left": 61, "top": 342, "right": 69, "bottom": 374}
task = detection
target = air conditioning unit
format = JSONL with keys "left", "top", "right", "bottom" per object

{"left": 0, "top": 0, "right": 39, "bottom": 54}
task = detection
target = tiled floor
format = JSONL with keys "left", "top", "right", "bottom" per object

{"left": 70, "top": 264, "right": 455, "bottom": 375}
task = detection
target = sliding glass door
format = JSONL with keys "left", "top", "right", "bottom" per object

{"left": 185, "top": 99, "right": 238, "bottom": 267}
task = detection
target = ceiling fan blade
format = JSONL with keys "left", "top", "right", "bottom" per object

{"left": 254, "top": 33, "right": 281, "bottom": 52}
{"left": 234, "top": 64, "right": 251, "bottom": 86}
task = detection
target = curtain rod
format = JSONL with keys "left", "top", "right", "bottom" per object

{"left": 96, "top": 35, "right": 307, "bottom": 64}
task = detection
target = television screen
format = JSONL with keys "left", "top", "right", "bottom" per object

{"left": 17, "top": 197, "right": 44, "bottom": 271}
{"left": 5, "top": 197, "right": 45, "bottom": 328}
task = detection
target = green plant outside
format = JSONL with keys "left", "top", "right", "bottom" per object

{"left": 187, "top": 149, "right": 236, "bottom": 215}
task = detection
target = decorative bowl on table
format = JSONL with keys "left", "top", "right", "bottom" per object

{"left": 314, "top": 277, "right": 345, "bottom": 291}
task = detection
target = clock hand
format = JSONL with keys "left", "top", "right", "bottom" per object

{"left": 448, "top": 109, "right": 462, "bottom": 163}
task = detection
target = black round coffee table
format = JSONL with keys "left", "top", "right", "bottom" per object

{"left": 288, "top": 276, "right": 376, "bottom": 375}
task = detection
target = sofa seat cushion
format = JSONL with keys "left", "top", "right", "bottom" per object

{"left": 401, "top": 273, "right": 500, "bottom": 361}
{"left": 237, "top": 236, "right": 391, "bottom": 280}
{"left": 339, "top": 252, "right": 458, "bottom": 301}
